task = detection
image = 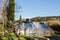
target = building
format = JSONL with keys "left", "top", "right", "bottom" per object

{"left": 15, "top": 19, "right": 54, "bottom": 36}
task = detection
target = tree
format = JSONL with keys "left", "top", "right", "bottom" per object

{"left": 5, "top": 0, "right": 15, "bottom": 33}
{"left": 7, "top": 0, "right": 15, "bottom": 22}
{"left": 19, "top": 15, "right": 22, "bottom": 24}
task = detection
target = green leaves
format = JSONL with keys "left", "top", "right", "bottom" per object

{"left": 19, "top": 15, "right": 22, "bottom": 24}
{"left": 7, "top": 0, "right": 15, "bottom": 21}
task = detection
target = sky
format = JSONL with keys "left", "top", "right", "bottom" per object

{"left": 0, "top": 0, "right": 4, "bottom": 19}
{"left": 0, "top": 0, "right": 60, "bottom": 20}
{"left": 15, "top": 0, "right": 60, "bottom": 20}
{"left": 0, "top": 0, "right": 8, "bottom": 19}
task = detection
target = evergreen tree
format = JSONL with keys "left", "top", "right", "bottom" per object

{"left": 19, "top": 15, "right": 22, "bottom": 24}
{"left": 7, "top": 0, "right": 15, "bottom": 22}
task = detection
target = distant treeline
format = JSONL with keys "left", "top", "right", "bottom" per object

{"left": 30, "top": 16, "right": 60, "bottom": 22}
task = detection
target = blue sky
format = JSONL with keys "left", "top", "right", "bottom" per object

{"left": 0, "top": 0, "right": 5, "bottom": 19}
{"left": 0, "top": 0, "right": 60, "bottom": 20}
{"left": 15, "top": 0, "right": 60, "bottom": 20}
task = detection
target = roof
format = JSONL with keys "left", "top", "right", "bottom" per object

{"left": 24, "top": 22, "right": 33, "bottom": 29}
{"left": 39, "top": 22, "right": 52, "bottom": 30}
{"left": 16, "top": 21, "right": 52, "bottom": 31}
{"left": 32, "top": 22, "right": 52, "bottom": 30}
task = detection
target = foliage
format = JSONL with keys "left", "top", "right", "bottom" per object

{"left": 20, "top": 35, "right": 34, "bottom": 40}
{"left": 20, "top": 37, "right": 26, "bottom": 40}
{"left": 0, "top": 26, "right": 2, "bottom": 32}
{"left": 7, "top": 0, "right": 15, "bottom": 22}
{"left": 0, "top": 36, "right": 3, "bottom": 40}
{"left": 50, "top": 34, "right": 60, "bottom": 38}
{"left": 30, "top": 16, "right": 60, "bottom": 22}
{"left": 19, "top": 15, "right": 22, "bottom": 24}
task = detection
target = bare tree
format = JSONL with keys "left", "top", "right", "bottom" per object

{"left": 2, "top": 0, "right": 8, "bottom": 35}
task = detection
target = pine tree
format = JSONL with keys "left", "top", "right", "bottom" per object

{"left": 19, "top": 15, "right": 22, "bottom": 24}
{"left": 7, "top": 0, "right": 15, "bottom": 22}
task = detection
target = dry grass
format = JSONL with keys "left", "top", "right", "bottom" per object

{"left": 44, "top": 20, "right": 60, "bottom": 26}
